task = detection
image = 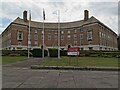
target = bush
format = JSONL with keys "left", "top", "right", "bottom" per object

{"left": 2, "top": 50, "right": 29, "bottom": 56}
{"left": 60, "top": 50, "right": 67, "bottom": 56}
{"left": 48, "top": 48, "right": 58, "bottom": 57}
{"left": 32, "top": 48, "right": 48, "bottom": 57}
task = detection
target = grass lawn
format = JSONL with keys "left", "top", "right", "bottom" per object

{"left": 41, "top": 57, "right": 119, "bottom": 67}
{"left": 0, "top": 56, "right": 27, "bottom": 65}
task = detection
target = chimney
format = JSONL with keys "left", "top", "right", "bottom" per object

{"left": 23, "top": 11, "right": 27, "bottom": 22}
{"left": 84, "top": 10, "right": 89, "bottom": 21}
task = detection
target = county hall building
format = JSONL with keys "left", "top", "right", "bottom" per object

{"left": 1, "top": 10, "right": 118, "bottom": 51}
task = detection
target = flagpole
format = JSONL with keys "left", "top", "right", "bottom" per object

{"left": 42, "top": 9, "right": 45, "bottom": 58}
{"left": 28, "top": 10, "right": 31, "bottom": 58}
{"left": 58, "top": 10, "right": 60, "bottom": 59}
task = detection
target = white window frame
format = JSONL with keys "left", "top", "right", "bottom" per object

{"left": 18, "top": 31, "right": 23, "bottom": 40}
{"left": 48, "top": 35, "right": 51, "bottom": 40}
{"left": 87, "top": 31, "right": 92, "bottom": 40}
{"left": 80, "top": 34, "right": 83, "bottom": 40}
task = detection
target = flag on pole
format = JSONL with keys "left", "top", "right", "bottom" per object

{"left": 29, "top": 10, "right": 31, "bottom": 21}
{"left": 43, "top": 9, "right": 45, "bottom": 20}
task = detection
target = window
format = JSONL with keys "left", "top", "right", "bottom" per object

{"left": 99, "top": 32, "right": 101, "bottom": 38}
{"left": 55, "top": 30, "right": 58, "bottom": 34}
{"left": 48, "top": 35, "right": 51, "bottom": 40}
{"left": 61, "top": 35, "right": 64, "bottom": 40}
{"left": 18, "top": 41, "right": 22, "bottom": 46}
{"left": 34, "top": 34, "right": 38, "bottom": 41}
{"left": 42, "top": 31, "right": 44, "bottom": 34}
{"left": 87, "top": 31, "right": 92, "bottom": 40}
{"left": 80, "top": 28, "right": 83, "bottom": 32}
{"left": 80, "top": 34, "right": 83, "bottom": 40}
{"left": 74, "top": 41, "right": 77, "bottom": 46}
{"left": 74, "top": 30, "right": 77, "bottom": 33}
{"left": 48, "top": 30, "right": 51, "bottom": 34}
{"left": 35, "top": 30, "right": 37, "bottom": 34}
{"left": 18, "top": 31, "right": 23, "bottom": 40}
{"left": 74, "top": 34, "right": 77, "bottom": 40}
{"left": 41, "top": 35, "right": 43, "bottom": 40}
{"left": 68, "top": 30, "right": 70, "bottom": 34}
{"left": 34, "top": 41, "right": 38, "bottom": 46}
{"left": 88, "top": 41, "right": 92, "bottom": 45}
{"left": 80, "top": 40, "right": 83, "bottom": 46}
{"left": 61, "top": 31, "right": 64, "bottom": 34}
{"left": 67, "top": 35, "right": 71, "bottom": 40}
{"left": 55, "top": 36, "right": 57, "bottom": 40}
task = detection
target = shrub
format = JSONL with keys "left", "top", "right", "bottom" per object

{"left": 32, "top": 48, "right": 48, "bottom": 57}
{"left": 48, "top": 48, "right": 58, "bottom": 57}
{"left": 60, "top": 50, "right": 67, "bottom": 56}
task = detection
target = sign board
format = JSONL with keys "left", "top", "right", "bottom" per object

{"left": 67, "top": 47, "right": 80, "bottom": 56}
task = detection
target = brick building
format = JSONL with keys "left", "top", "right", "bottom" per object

{"left": 1, "top": 10, "right": 118, "bottom": 50}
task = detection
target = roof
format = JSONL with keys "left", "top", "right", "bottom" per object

{"left": 12, "top": 16, "right": 99, "bottom": 29}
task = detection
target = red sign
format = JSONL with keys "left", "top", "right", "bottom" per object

{"left": 67, "top": 47, "right": 80, "bottom": 56}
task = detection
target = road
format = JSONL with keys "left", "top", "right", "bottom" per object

{"left": 2, "top": 58, "right": 119, "bottom": 88}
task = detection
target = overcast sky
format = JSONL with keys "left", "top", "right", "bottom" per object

{"left": 0, "top": 0, "right": 119, "bottom": 34}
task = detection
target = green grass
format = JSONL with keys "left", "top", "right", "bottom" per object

{"left": 1, "top": 56, "right": 27, "bottom": 65}
{"left": 41, "top": 57, "right": 119, "bottom": 67}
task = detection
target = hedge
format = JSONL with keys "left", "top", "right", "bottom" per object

{"left": 2, "top": 50, "right": 32, "bottom": 56}
{"left": 32, "top": 48, "right": 48, "bottom": 57}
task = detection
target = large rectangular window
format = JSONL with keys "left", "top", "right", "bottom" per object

{"left": 55, "top": 35, "right": 58, "bottom": 40}
{"left": 18, "top": 31, "right": 23, "bottom": 40}
{"left": 80, "top": 40, "right": 83, "bottom": 46}
{"left": 67, "top": 35, "right": 71, "bottom": 40}
{"left": 34, "top": 34, "right": 38, "bottom": 41}
{"left": 68, "top": 30, "right": 70, "bottom": 34}
{"left": 61, "top": 31, "right": 64, "bottom": 34}
{"left": 61, "top": 35, "right": 64, "bottom": 40}
{"left": 74, "top": 34, "right": 77, "bottom": 41}
{"left": 48, "top": 35, "right": 51, "bottom": 40}
{"left": 87, "top": 31, "right": 92, "bottom": 40}
{"left": 80, "top": 34, "right": 83, "bottom": 40}
{"left": 74, "top": 41, "right": 77, "bottom": 46}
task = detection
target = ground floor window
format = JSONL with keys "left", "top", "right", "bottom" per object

{"left": 89, "top": 47, "right": 93, "bottom": 50}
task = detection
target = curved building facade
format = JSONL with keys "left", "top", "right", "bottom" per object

{"left": 1, "top": 10, "right": 118, "bottom": 50}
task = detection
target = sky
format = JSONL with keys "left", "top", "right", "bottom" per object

{"left": 0, "top": 0, "right": 119, "bottom": 34}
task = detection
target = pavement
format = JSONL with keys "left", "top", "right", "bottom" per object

{"left": 2, "top": 58, "right": 119, "bottom": 89}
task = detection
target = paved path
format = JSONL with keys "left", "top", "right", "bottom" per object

{"left": 2, "top": 67, "right": 118, "bottom": 88}
{"left": 2, "top": 58, "right": 119, "bottom": 88}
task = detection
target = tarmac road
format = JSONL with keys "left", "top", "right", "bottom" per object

{"left": 2, "top": 58, "right": 119, "bottom": 89}
{"left": 2, "top": 67, "right": 118, "bottom": 88}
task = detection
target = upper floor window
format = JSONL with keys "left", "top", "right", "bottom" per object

{"left": 61, "top": 31, "right": 64, "bottom": 34}
{"left": 35, "top": 30, "right": 37, "bottom": 34}
{"left": 55, "top": 35, "right": 58, "bottom": 40}
{"left": 61, "top": 35, "right": 64, "bottom": 40}
{"left": 80, "top": 28, "right": 83, "bottom": 32}
{"left": 18, "top": 31, "right": 23, "bottom": 40}
{"left": 34, "top": 34, "right": 38, "bottom": 41}
{"left": 68, "top": 30, "right": 70, "bottom": 34}
{"left": 48, "top": 30, "right": 51, "bottom": 34}
{"left": 87, "top": 31, "right": 92, "bottom": 40}
{"left": 55, "top": 30, "right": 58, "bottom": 34}
{"left": 48, "top": 35, "right": 51, "bottom": 40}
{"left": 67, "top": 35, "right": 71, "bottom": 40}
{"left": 80, "top": 34, "right": 83, "bottom": 40}
{"left": 42, "top": 31, "right": 44, "bottom": 34}
{"left": 74, "top": 30, "right": 77, "bottom": 33}
{"left": 74, "top": 34, "right": 77, "bottom": 40}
